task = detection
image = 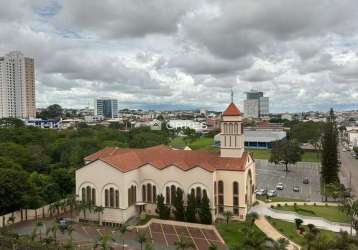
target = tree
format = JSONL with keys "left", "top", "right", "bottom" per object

{"left": 136, "top": 231, "right": 147, "bottom": 250}
{"left": 199, "top": 192, "right": 212, "bottom": 225}
{"left": 321, "top": 108, "right": 340, "bottom": 184}
{"left": 118, "top": 224, "right": 128, "bottom": 250}
{"left": 50, "top": 223, "right": 59, "bottom": 244}
{"left": 173, "top": 189, "right": 185, "bottom": 221}
{"left": 155, "top": 194, "right": 170, "bottom": 219}
{"left": 97, "top": 233, "right": 113, "bottom": 250}
{"left": 0, "top": 118, "right": 25, "bottom": 128}
{"left": 0, "top": 168, "right": 29, "bottom": 214}
{"left": 66, "top": 194, "right": 78, "bottom": 219}
{"left": 223, "top": 211, "right": 233, "bottom": 224}
{"left": 39, "top": 104, "right": 63, "bottom": 120}
{"left": 174, "top": 235, "right": 195, "bottom": 250}
{"left": 94, "top": 206, "right": 104, "bottom": 225}
{"left": 269, "top": 139, "right": 302, "bottom": 172}
{"left": 185, "top": 193, "right": 196, "bottom": 223}
{"left": 247, "top": 212, "right": 259, "bottom": 227}
{"left": 271, "top": 238, "right": 289, "bottom": 250}
{"left": 294, "top": 218, "right": 303, "bottom": 230}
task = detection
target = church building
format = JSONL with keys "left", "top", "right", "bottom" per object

{"left": 75, "top": 101, "right": 256, "bottom": 225}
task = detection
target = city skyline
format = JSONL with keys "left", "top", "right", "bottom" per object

{"left": 0, "top": 1, "right": 358, "bottom": 113}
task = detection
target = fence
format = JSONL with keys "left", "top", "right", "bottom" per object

{"left": 0, "top": 200, "right": 68, "bottom": 228}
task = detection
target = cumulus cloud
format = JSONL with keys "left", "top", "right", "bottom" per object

{"left": 0, "top": 0, "right": 358, "bottom": 112}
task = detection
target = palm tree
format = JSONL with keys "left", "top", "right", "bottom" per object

{"left": 118, "top": 224, "right": 128, "bottom": 250}
{"left": 97, "top": 233, "right": 113, "bottom": 250}
{"left": 333, "top": 231, "right": 358, "bottom": 250}
{"left": 223, "top": 211, "right": 233, "bottom": 224}
{"left": 66, "top": 224, "right": 74, "bottom": 248}
{"left": 36, "top": 221, "right": 43, "bottom": 241}
{"left": 247, "top": 212, "right": 259, "bottom": 226}
{"left": 144, "top": 242, "right": 155, "bottom": 250}
{"left": 54, "top": 201, "right": 61, "bottom": 216}
{"left": 174, "top": 234, "right": 195, "bottom": 250}
{"left": 49, "top": 203, "right": 56, "bottom": 217}
{"left": 51, "top": 223, "right": 59, "bottom": 244}
{"left": 66, "top": 194, "right": 78, "bottom": 219}
{"left": 78, "top": 200, "right": 90, "bottom": 221}
{"left": 94, "top": 206, "right": 105, "bottom": 225}
{"left": 137, "top": 231, "right": 147, "bottom": 250}
{"left": 239, "top": 226, "right": 268, "bottom": 250}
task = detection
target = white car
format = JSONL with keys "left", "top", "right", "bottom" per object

{"left": 267, "top": 190, "right": 277, "bottom": 197}
{"left": 276, "top": 182, "right": 284, "bottom": 190}
{"left": 256, "top": 188, "right": 267, "bottom": 196}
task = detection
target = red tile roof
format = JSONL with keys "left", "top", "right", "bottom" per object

{"left": 84, "top": 145, "right": 248, "bottom": 173}
{"left": 223, "top": 102, "right": 241, "bottom": 116}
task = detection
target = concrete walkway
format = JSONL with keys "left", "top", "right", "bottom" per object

{"left": 255, "top": 215, "right": 301, "bottom": 250}
{"left": 250, "top": 202, "right": 355, "bottom": 235}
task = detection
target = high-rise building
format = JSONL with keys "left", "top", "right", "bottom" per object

{"left": 94, "top": 98, "right": 118, "bottom": 119}
{"left": 0, "top": 51, "right": 36, "bottom": 118}
{"left": 243, "top": 90, "right": 269, "bottom": 118}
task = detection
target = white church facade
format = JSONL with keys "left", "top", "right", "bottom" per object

{"left": 75, "top": 101, "right": 256, "bottom": 225}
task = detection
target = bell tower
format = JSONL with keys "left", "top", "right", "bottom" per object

{"left": 220, "top": 96, "right": 244, "bottom": 158}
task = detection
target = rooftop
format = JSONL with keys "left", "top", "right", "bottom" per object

{"left": 84, "top": 145, "right": 249, "bottom": 173}
{"left": 223, "top": 102, "right": 241, "bottom": 116}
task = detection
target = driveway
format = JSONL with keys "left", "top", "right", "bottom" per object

{"left": 339, "top": 147, "right": 358, "bottom": 197}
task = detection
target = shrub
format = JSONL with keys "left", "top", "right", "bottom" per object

{"left": 313, "top": 203, "right": 316, "bottom": 206}
{"left": 285, "top": 203, "right": 288, "bottom": 206}
{"left": 277, "top": 204, "right": 281, "bottom": 207}
{"left": 271, "top": 205, "right": 275, "bottom": 208}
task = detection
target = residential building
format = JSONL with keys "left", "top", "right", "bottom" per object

{"left": 75, "top": 101, "right": 256, "bottom": 225}
{"left": 243, "top": 90, "right": 269, "bottom": 118}
{"left": 94, "top": 98, "right": 118, "bottom": 119}
{"left": 0, "top": 51, "right": 36, "bottom": 118}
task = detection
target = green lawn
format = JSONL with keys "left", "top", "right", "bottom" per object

{"left": 169, "top": 137, "right": 218, "bottom": 152}
{"left": 272, "top": 205, "right": 350, "bottom": 224}
{"left": 267, "top": 217, "right": 338, "bottom": 246}
{"left": 216, "top": 221, "right": 265, "bottom": 248}
{"left": 248, "top": 149, "right": 320, "bottom": 162}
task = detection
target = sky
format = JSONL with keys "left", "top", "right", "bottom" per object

{"left": 1, "top": 0, "right": 358, "bottom": 113}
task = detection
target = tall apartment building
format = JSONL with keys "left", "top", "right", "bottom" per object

{"left": 0, "top": 51, "right": 36, "bottom": 118}
{"left": 94, "top": 98, "right": 118, "bottom": 119}
{"left": 243, "top": 90, "right": 269, "bottom": 118}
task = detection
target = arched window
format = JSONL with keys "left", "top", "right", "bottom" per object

{"left": 103, "top": 186, "right": 119, "bottom": 208}
{"left": 142, "top": 185, "right": 146, "bottom": 202}
{"left": 105, "top": 190, "right": 109, "bottom": 207}
{"left": 224, "top": 123, "right": 227, "bottom": 134}
{"left": 147, "top": 183, "right": 152, "bottom": 203}
{"left": 91, "top": 188, "right": 96, "bottom": 205}
{"left": 166, "top": 186, "right": 170, "bottom": 204}
{"left": 82, "top": 188, "right": 86, "bottom": 203}
{"left": 229, "top": 123, "right": 233, "bottom": 134}
{"left": 233, "top": 182, "right": 239, "bottom": 215}
{"left": 115, "top": 190, "right": 119, "bottom": 208}
{"left": 153, "top": 185, "right": 156, "bottom": 202}
{"left": 234, "top": 123, "right": 238, "bottom": 134}
{"left": 218, "top": 181, "right": 224, "bottom": 214}
{"left": 81, "top": 185, "right": 96, "bottom": 205}
{"left": 171, "top": 185, "right": 176, "bottom": 205}
{"left": 109, "top": 188, "right": 114, "bottom": 207}
{"left": 196, "top": 186, "right": 202, "bottom": 201}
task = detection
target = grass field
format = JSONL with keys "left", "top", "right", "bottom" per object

{"left": 216, "top": 221, "right": 265, "bottom": 248}
{"left": 272, "top": 205, "right": 350, "bottom": 223}
{"left": 170, "top": 137, "right": 320, "bottom": 162}
{"left": 267, "top": 217, "right": 338, "bottom": 246}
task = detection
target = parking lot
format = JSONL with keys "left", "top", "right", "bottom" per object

{"left": 256, "top": 160, "right": 322, "bottom": 201}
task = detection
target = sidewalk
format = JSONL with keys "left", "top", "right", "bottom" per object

{"left": 255, "top": 215, "right": 300, "bottom": 250}
{"left": 250, "top": 202, "right": 355, "bottom": 235}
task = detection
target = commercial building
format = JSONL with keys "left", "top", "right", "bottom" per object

{"left": 243, "top": 90, "right": 269, "bottom": 118}
{"left": 0, "top": 51, "right": 36, "bottom": 118}
{"left": 346, "top": 127, "right": 358, "bottom": 147}
{"left": 94, "top": 98, "right": 118, "bottom": 119}
{"left": 75, "top": 101, "right": 256, "bottom": 225}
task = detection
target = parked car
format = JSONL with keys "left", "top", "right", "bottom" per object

{"left": 57, "top": 217, "right": 74, "bottom": 232}
{"left": 267, "top": 190, "right": 277, "bottom": 197}
{"left": 276, "top": 182, "right": 284, "bottom": 190}
{"left": 293, "top": 186, "right": 300, "bottom": 192}
{"left": 256, "top": 188, "right": 267, "bottom": 196}
{"left": 303, "top": 177, "right": 309, "bottom": 184}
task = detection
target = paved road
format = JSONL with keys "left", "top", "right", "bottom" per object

{"left": 339, "top": 147, "right": 358, "bottom": 197}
